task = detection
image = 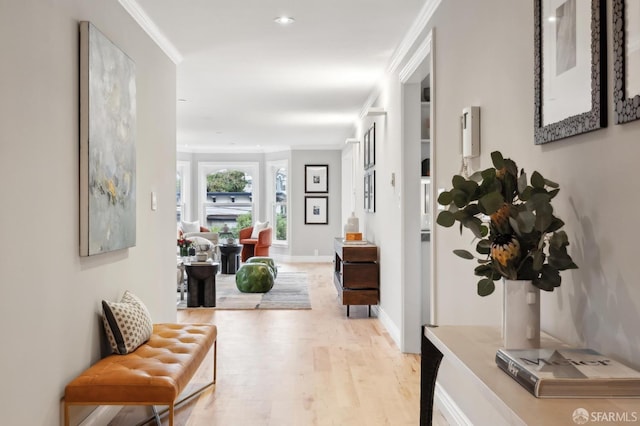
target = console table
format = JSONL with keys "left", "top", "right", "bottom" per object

{"left": 420, "top": 325, "right": 640, "bottom": 425}
{"left": 333, "top": 238, "right": 379, "bottom": 317}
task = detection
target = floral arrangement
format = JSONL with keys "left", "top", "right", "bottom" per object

{"left": 177, "top": 237, "right": 193, "bottom": 249}
{"left": 436, "top": 151, "right": 578, "bottom": 296}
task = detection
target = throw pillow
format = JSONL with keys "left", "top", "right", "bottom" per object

{"left": 181, "top": 220, "right": 200, "bottom": 233}
{"left": 251, "top": 221, "right": 269, "bottom": 239}
{"left": 102, "top": 290, "right": 153, "bottom": 355}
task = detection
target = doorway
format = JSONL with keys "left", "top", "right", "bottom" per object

{"left": 399, "top": 30, "right": 434, "bottom": 353}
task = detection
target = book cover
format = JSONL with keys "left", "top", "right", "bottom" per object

{"left": 495, "top": 348, "right": 640, "bottom": 398}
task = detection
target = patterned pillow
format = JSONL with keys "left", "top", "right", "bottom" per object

{"left": 102, "top": 291, "right": 153, "bottom": 354}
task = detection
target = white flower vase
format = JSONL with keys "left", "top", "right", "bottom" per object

{"left": 502, "top": 279, "right": 540, "bottom": 349}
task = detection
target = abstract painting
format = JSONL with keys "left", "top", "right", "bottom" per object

{"left": 80, "top": 22, "right": 136, "bottom": 256}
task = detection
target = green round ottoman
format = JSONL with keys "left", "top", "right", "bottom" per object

{"left": 246, "top": 256, "right": 277, "bottom": 278}
{"left": 235, "top": 263, "right": 275, "bottom": 293}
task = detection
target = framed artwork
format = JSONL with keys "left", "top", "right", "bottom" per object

{"left": 534, "top": 0, "right": 606, "bottom": 144}
{"left": 364, "top": 170, "right": 375, "bottom": 213}
{"left": 304, "top": 164, "right": 328, "bottom": 193}
{"left": 79, "top": 22, "right": 137, "bottom": 256}
{"left": 364, "top": 123, "right": 376, "bottom": 168}
{"left": 613, "top": 0, "right": 640, "bottom": 124}
{"left": 304, "top": 196, "right": 328, "bottom": 224}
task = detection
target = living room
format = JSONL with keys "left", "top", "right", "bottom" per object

{"left": 3, "top": 0, "right": 640, "bottom": 425}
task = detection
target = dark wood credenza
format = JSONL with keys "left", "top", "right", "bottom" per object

{"left": 333, "top": 238, "right": 379, "bottom": 316}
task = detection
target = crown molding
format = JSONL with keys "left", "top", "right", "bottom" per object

{"left": 399, "top": 30, "right": 432, "bottom": 83}
{"left": 387, "top": 0, "right": 441, "bottom": 74}
{"left": 358, "top": 87, "right": 382, "bottom": 120}
{"left": 119, "top": 0, "right": 183, "bottom": 64}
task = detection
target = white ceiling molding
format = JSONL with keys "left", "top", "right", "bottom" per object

{"left": 366, "top": 107, "right": 387, "bottom": 117}
{"left": 358, "top": 87, "right": 382, "bottom": 120}
{"left": 387, "top": 0, "right": 441, "bottom": 75}
{"left": 119, "top": 0, "right": 183, "bottom": 64}
{"left": 399, "top": 31, "right": 432, "bottom": 83}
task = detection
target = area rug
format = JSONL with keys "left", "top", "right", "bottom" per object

{"left": 177, "top": 271, "right": 311, "bottom": 310}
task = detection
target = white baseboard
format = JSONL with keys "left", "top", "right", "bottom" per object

{"left": 76, "top": 405, "right": 122, "bottom": 426}
{"left": 434, "top": 382, "right": 472, "bottom": 426}
{"left": 374, "top": 305, "right": 401, "bottom": 349}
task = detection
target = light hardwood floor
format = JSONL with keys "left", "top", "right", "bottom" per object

{"left": 110, "top": 262, "right": 447, "bottom": 425}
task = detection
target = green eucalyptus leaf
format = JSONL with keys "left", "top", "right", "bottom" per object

{"left": 464, "top": 204, "right": 481, "bottom": 217}
{"left": 504, "top": 159, "right": 518, "bottom": 177}
{"left": 474, "top": 264, "right": 494, "bottom": 277}
{"left": 491, "top": 151, "right": 505, "bottom": 169}
{"left": 508, "top": 216, "right": 521, "bottom": 236}
{"left": 528, "top": 192, "right": 552, "bottom": 210}
{"left": 480, "top": 226, "right": 489, "bottom": 237}
{"left": 460, "top": 180, "right": 479, "bottom": 197}
{"left": 466, "top": 217, "right": 484, "bottom": 238}
{"left": 481, "top": 168, "right": 496, "bottom": 181}
{"left": 476, "top": 239, "right": 491, "bottom": 255}
{"left": 544, "top": 178, "right": 559, "bottom": 188}
{"left": 436, "top": 211, "right": 455, "bottom": 227}
{"left": 451, "top": 188, "right": 469, "bottom": 208}
{"left": 520, "top": 186, "right": 533, "bottom": 201}
{"left": 550, "top": 230, "right": 569, "bottom": 248}
{"left": 478, "top": 192, "right": 504, "bottom": 215}
{"left": 532, "top": 250, "right": 544, "bottom": 271}
{"left": 531, "top": 171, "right": 545, "bottom": 189}
{"left": 517, "top": 171, "right": 528, "bottom": 194}
{"left": 453, "top": 210, "right": 470, "bottom": 221}
{"left": 454, "top": 249, "right": 475, "bottom": 259}
{"left": 547, "top": 217, "right": 565, "bottom": 233}
{"left": 438, "top": 191, "right": 453, "bottom": 206}
{"left": 517, "top": 210, "right": 536, "bottom": 233}
{"left": 534, "top": 202, "right": 553, "bottom": 232}
{"left": 548, "top": 188, "right": 560, "bottom": 199}
{"left": 469, "top": 171, "right": 484, "bottom": 182}
{"left": 477, "top": 278, "right": 496, "bottom": 296}
{"left": 452, "top": 175, "right": 466, "bottom": 189}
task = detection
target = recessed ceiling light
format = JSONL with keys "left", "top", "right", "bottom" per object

{"left": 274, "top": 16, "right": 295, "bottom": 25}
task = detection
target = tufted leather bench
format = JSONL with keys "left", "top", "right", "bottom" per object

{"left": 64, "top": 323, "right": 217, "bottom": 426}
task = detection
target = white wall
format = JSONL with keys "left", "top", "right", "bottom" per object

{"left": 0, "top": 1, "right": 176, "bottom": 424}
{"left": 428, "top": 0, "right": 640, "bottom": 368}
{"left": 291, "top": 150, "right": 343, "bottom": 258}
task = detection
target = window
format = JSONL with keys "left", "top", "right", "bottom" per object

{"left": 176, "top": 161, "right": 191, "bottom": 224}
{"left": 198, "top": 162, "right": 259, "bottom": 236}
{"left": 267, "top": 160, "right": 288, "bottom": 244}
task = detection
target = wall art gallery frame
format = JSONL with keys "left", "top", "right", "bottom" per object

{"left": 364, "top": 170, "right": 375, "bottom": 213}
{"left": 534, "top": 0, "right": 607, "bottom": 144}
{"left": 79, "top": 21, "right": 137, "bottom": 256}
{"left": 364, "top": 123, "right": 376, "bottom": 169}
{"left": 304, "top": 196, "right": 328, "bottom": 224}
{"left": 304, "top": 164, "right": 329, "bottom": 193}
{"left": 613, "top": 0, "right": 640, "bottom": 124}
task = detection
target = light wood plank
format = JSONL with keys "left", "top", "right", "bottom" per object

{"left": 109, "top": 263, "right": 446, "bottom": 426}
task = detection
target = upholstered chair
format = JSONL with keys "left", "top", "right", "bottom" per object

{"left": 239, "top": 226, "right": 272, "bottom": 262}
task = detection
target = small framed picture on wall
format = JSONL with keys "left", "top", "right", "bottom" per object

{"left": 304, "top": 164, "right": 329, "bottom": 193}
{"left": 304, "top": 196, "right": 328, "bottom": 224}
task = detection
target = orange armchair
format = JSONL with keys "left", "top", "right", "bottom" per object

{"left": 239, "top": 226, "right": 272, "bottom": 262}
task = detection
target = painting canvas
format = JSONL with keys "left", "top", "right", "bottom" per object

{"left": 80, "top": 22, "right": 136, "bottom": 256}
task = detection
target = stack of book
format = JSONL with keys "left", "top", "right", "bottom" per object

{"left": 495, "top": 348, "right": 640, "bottom": 398}
{"left": 343, "top": 232, "right": 368, "bottom": 245}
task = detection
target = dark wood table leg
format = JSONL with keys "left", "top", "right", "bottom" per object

{"left": 420, "top": 325, "right": 443, "bottom": 426}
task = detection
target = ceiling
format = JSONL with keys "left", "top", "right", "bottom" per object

{"left": 129, "top": 0, "right": 427, "bottom": 153}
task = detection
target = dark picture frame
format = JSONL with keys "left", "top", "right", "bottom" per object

{"left": 363, "top": 170, "right": 375, "bottom": 213}
{"left": 534, "top": 0, "right": 607, "bottom": 144}
{"left": 364, "top": 123, "right": 376, "bottom": 168}
{"left": 304, "top": 196, "right": 328, "bottom": 224}
{"left": 613, "top": 0, "right": 640, "bottom": 124}
{"left": 304, "top": 164, "right": 328, "bottom": 193}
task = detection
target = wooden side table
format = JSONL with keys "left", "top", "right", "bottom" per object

{"left": 184, "top": 262, "right": 219, "bottom": 307}
{"left": 219, "top": 244, "right": 242, "bottom": 274}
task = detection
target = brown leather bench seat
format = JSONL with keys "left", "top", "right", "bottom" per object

{"left": 64, "top": 323, "right": 217, "bottom": 426}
